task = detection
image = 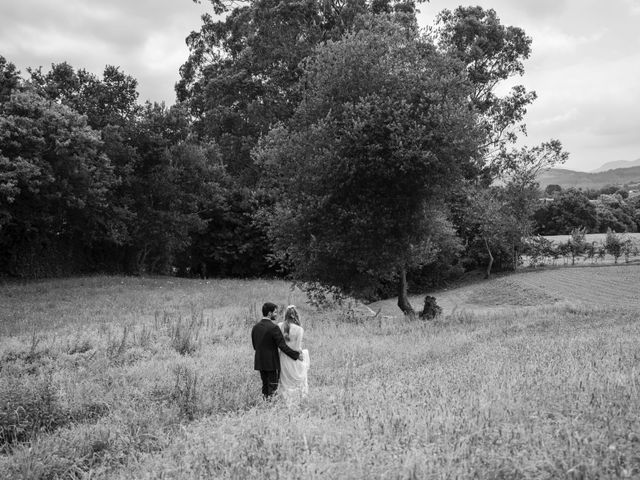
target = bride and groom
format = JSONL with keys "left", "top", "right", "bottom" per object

{"left": 251, "top": 302, "right": 310, "bottom": 404}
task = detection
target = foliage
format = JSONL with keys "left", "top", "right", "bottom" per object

{"left": 419, "top": 295, "right": 442, "bottom": 320}
{"left": 433, "top": 6, "right": 536, "bottom": 172}
{"left": 0, "top": 87, "right": 117, "bottom": 276}
{"left": 121, "top": 105, "right": 226, "bottom": 274}
{"left": 470, "top": 141, "right": 569, "bottom": 275}
{"left": 28, "top": 63, "right": 139, "bottom": 130}
{"left": 605, "top": 228, "right": 623, "bottom": 263}
{"left": 544, "top": 184, "right": 562, "bottom": 196}
{"left": 521, "top": 235, "right": 556, "bottom": 267}
{"left": 456, "top": 185, "right": 514, "bottom": 277}
{"left": 534, "top": 187, "right": 640, "bottom": 236}
{"left": 0, "top": 56, "right": 20, "bottom": 103}
{"left": 435, "top": 8, "right": 567, "bottom": 278}
{"left": 255, "top": 16, "right": 482, "bottom": 312}
{"left": 566, "top": 227, "right": 588, "bottom": 265}
{"left": 521, "top": 232, "right": 640, "bottom": 267}
{"left": 533, "top": 188, "right": 599, "bottom": 235}
{"left": 185, "top": 186, "right": 278, "bottom": 277}
{"left": 179, "top": 0, "right": 415, "bottom": 183}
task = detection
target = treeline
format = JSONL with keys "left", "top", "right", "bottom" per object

{"left": 0, "top": 58, "right": 274, "bottom": 278}
{"left": 1, "top": 1, "right": 579, "bottom": 304}
{"left": 0, "top": 1, "right": 427, "bottom": 280}
{"left": 524, "top": 229, "right": 640, "bottom": 267}
{"left": 535, "top": 186, "right": 640, "bottom": 235}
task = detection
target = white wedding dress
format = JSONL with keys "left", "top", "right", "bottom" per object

{"left": 278, "top": 322, "right": 310, "bottom": 405}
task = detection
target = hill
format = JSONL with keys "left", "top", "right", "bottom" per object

{"left": 537, "top": 165, "right": 640, "bottom": 190}
{"left": 592, "top": 157, "right": 640, "bottom": 172}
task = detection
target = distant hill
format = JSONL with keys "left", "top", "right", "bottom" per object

{"left": 592, "top": 158, "right": 640, "bottom": 173}
{"left": 537, "top": 165, "right": 640, "bottom": 190}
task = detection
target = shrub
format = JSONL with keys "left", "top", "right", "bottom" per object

{"left": 298, "top": 282, "right": 347, "bottom": 309}
{"left": 419, "top": 296, "right": 442, "bottom": 320}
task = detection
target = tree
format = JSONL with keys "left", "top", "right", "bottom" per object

{"left": 500, "top": 140, "right": 568, "bottom": 267}
{"left": 434, "top": 6, "right": 537, "bottom": 173}
{"left": 179, "top": 0, "right": 418, "bottom": 183}
{"left": 605, "top": 228, "right": 623, "bottom": 263}
{"left": 454, "top": 141, "right": 566, "bottom": 277}
{"left": 461, "top": 186, "right": 512, "bottom": 278}
{"left": 0, "top": 56, "right": 20, "bottom": 103}
{"left": 566, "top": 227, "right": 588, "bottom": 265}
{"left": 533, "top": 189, "right": 599, "bottom": 235}
{"left": 254, "top": 16, "right": 482, "bottom": 317}
{"left": 117, "top": 102, "right": 226, "bottom": 274}
{"left": 545, "top": 184, "right": 562, "bottom": 196}
{"left": 29, "top": 63, "right": 139, "bottom": 130}
{"left": 433, "top": 7, "right": 567, "bottom": 275}
{"left": 0, "top": 87, "right": 117, "bottom": 276}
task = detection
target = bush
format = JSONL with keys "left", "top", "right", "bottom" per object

{"left": 419, "top": 296, "right": 442, "bottom": 320}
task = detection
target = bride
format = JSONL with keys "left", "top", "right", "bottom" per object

{"left": 278, "top": 305, "right": 310, "bottom": 405}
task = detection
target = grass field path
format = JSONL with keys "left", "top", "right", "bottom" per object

{"left": 370, "top": 263, "right": 640, "bottom": 317}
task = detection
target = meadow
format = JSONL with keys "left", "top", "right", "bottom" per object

{"left": 1, "top": 270, "right": 639, "bottom": 479}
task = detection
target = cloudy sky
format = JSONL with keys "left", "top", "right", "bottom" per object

{"left": 1, "top": 0, "right": 639, "bottom": 172}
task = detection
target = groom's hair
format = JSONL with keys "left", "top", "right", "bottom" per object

{"left": 262, "top": 302, "right": 277, "bottom": 317}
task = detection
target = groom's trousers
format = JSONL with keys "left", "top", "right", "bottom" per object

{"left": 260, "top": 370, "right": 279, "bottom": 398}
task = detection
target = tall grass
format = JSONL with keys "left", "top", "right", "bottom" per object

{"left": 1, "top": 276, "right": 639, "bottom": 478}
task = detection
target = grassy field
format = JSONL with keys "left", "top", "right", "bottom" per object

{"left": 1, "top": 271, "right": 639, "bottom": 479}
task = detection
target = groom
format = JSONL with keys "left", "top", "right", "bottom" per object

{"left": 251, "top": 302, "right": 303, "bottom": 399}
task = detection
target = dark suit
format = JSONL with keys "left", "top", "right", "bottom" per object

{"left": 251, "top": 317, "right": 300, "bottom": 398}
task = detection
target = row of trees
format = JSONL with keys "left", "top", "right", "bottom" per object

{"left": 2, "top": 1, "right": 569, "bottom": 315}
{"left": 524, "top": 228, "right": 640, "bottom": 267}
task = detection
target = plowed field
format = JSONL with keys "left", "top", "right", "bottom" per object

{"left": 372, "top": 264, "right": 640, "bottom": 316}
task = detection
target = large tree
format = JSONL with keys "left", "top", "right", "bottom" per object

{"left": 179, "top": 0, "right": 419, "bottom": 182}
{"left": 254, "top": 15, "right": 482, "bottom": 317}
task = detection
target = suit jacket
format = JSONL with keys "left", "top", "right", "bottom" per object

{"left": 252, "top": 318, "right": 300, "bottom": 371}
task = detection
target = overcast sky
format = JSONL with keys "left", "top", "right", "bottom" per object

{"left": 1, "top": 0, "right": 639, "bottom": 172}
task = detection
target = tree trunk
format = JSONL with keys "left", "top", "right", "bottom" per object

{"left": 484, "top": 237, "right": 493, "bottom": 279}
{"left": 397, "top": 267, "right": 416, "bottom": 320}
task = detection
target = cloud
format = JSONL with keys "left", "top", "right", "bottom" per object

{"left": 2, "top": 0, "right": 639, "bottom": 171}
{"left": 0, "top": 0, "right": 210, "bottom": 103}
{"left": 623, "top": 0, "right": 640, "bottom": 14}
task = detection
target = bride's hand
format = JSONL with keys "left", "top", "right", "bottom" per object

{"left": 298, "top": 352, "right": 304, "bottom": 361}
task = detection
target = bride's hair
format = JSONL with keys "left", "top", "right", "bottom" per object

{"left": 283, "top": 305, "right": 301, "bottom": 341}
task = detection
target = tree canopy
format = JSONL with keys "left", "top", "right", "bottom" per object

{"left": 254, "top": 15, "right": 482, "bottom": 315}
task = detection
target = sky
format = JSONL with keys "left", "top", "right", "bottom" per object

{"left": 1, "top": 0, "right": 639, "bottom": 172}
